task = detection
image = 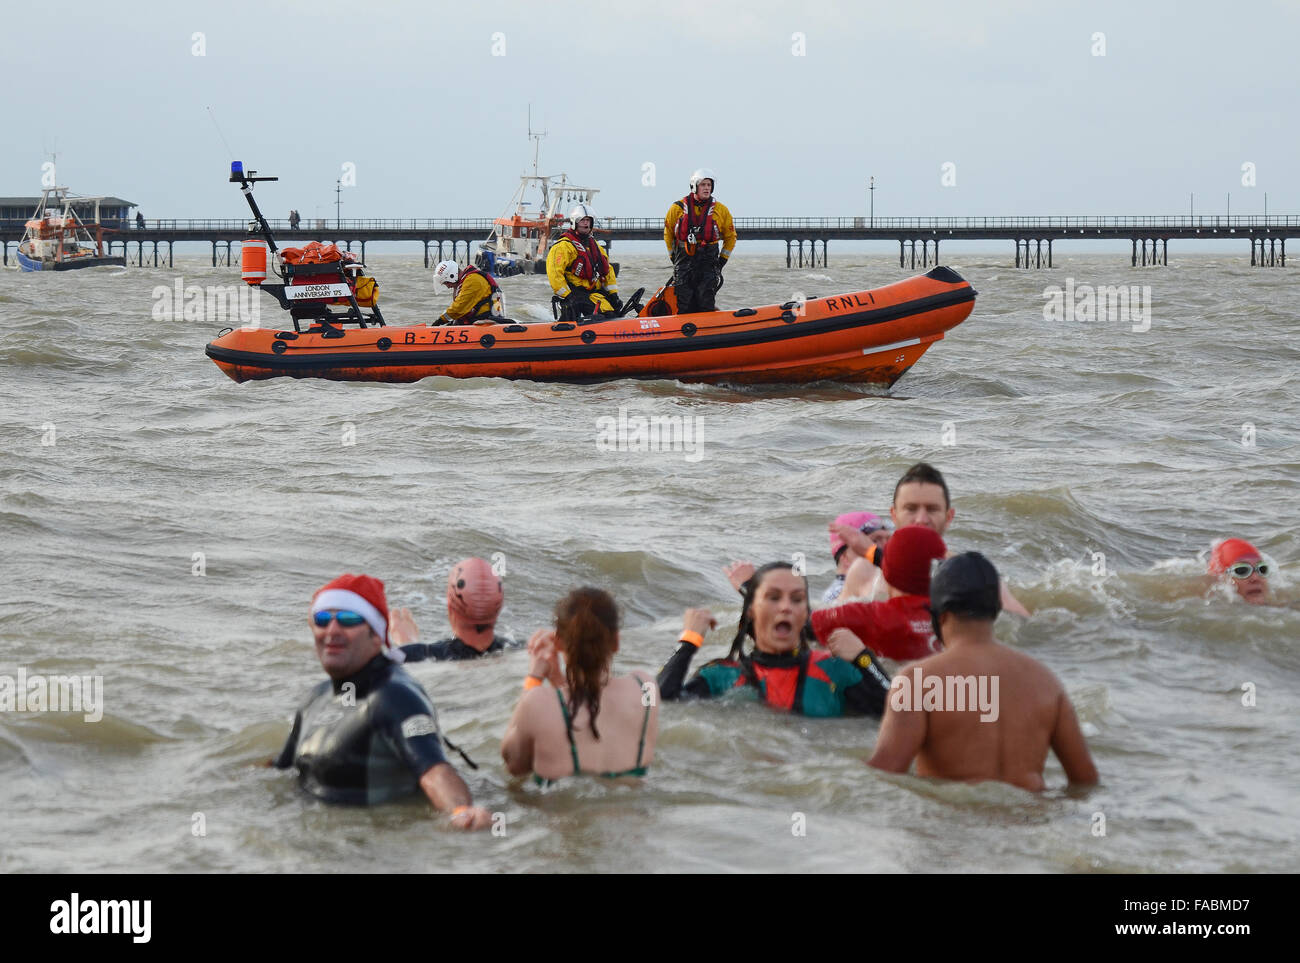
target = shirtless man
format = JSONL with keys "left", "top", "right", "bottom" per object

{"left": 834, "top": 462, "right": 1031, "bottom": 617}
{"left": 866, "top": 553, "right": 1098, "bottom": 791}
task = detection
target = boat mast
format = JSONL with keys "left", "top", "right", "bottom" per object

{"left": 527, "top": 105, "right": 551, "bottom": 217}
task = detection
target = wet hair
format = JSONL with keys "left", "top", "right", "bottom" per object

{"left": 893, "top": 462, "right": 951, "bottom": 510}
{"left": 554, "top": 587, "right": 619, "bottom": 741}
{"left": 726, "top": 562, "right": 817, "bottom": 662}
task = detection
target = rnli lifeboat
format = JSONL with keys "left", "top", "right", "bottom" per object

{"left": 205, "top": 162, "right": 976, "bottom": 386}
{"left": 206, "top": 266, "right": 975, "bottom": 386}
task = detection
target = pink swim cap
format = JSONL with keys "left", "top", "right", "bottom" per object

{"left": 446, "top": 558, "right": 504, "bottom": 651}
{"left": 829, "top": 511, "right": 887, "bottom": 560}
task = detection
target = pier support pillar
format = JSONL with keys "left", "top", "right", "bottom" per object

{"left": 787, "top": 239, "right": 793, "bottom": 269}
{"left": 899, "top": 240, "right": 905, "bottom": 268}
{"left": 1048, "top": 239, "right": 1053, "bottom": 268}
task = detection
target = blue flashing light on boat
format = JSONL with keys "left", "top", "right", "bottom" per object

{"left": 231, "top": 161, "right": 244, "bottom": 176}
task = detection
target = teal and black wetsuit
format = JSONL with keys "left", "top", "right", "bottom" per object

{"left": 274, "top": 654, "right": 448, "bottom": 804}
{"left": 657, "top": 639, "right": 890, "bottom": 718}
{"left": 401, "top": 635, "right": 519, "bottom": 662}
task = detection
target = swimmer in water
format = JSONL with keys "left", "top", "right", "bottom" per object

{"left": 272, "top": 573, "right": 492, "bottom": 829}
{"left": 812, "top": 526, "right": 948, "bottom": 663}
{"left": 823, "top": 511, "right": 892, "bottom": 603}
{"left": 658, "top": 562, "right": 891, "bottom": 717}
{"left": 868, "top": 553, "right": 1098, "bottom": 791}
{"left": 1207, "top": 538, "right": 1274, "bottom": 606}
{"left": 501, "top": 587, "right": 658, "bottom": 783}
{"left": 389, "top": 558, "right": 520, "bottom": 660}
{"left": 724, "top": 513, "right": 890, "bottom": 603}
{"left": 839, "top": 462, "right": 1031, "bottom": 617}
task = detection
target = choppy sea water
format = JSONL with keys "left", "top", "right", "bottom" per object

{"left": 1, "top": 251, "right": 1296, "bottom": 873}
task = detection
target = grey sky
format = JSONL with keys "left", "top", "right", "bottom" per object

{"left": 5, "top": 0, "right": 1296, "bottom": 224}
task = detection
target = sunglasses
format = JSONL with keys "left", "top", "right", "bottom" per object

{"left": 313, "top": 610, "right": 367, "bottom": 628}
{"left": 1227, "top": 561, "right": 1270, "bottom": 580}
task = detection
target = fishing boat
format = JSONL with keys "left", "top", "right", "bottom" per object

{"left": 205, "top": 162, "right": 976, "bottom": 387}
{"left": 473, "top": 123, "right": 615, "bottom": 278}
{"left": 15, "top": 188, "right": 126, "bottom": 271}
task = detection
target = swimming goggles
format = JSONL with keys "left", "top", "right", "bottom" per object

{"left": 1227, "top": 561, "right": 1270, "bottom": 580}
{"left": 313, "top": 610, "right": 367, "bottom": 627}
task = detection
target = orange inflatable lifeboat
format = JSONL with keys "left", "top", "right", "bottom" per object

{"left": 211, "top": 161, "right": 975, "bottom": 386}
{"left": 205, "top": 266, "right": 975, "bottom": 386}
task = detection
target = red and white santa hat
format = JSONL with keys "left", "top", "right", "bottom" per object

{"left": 311, "top": 573, "right": 391, "bottom": 648}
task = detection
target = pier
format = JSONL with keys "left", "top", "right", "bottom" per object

{"left": 2, "top": 215, "right": 1295, "bottom": 269}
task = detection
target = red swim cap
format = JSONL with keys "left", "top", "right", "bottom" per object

{"left": 1208, "top": 538, "right": 1261, "bottom": 575}
{"left": 446, "top": 558, "right": 504, "bottom": 651}
{"left": 881, "top": 525, "right": 947, "bottom": 596}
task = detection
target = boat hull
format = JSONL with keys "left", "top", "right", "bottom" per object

{"left": 205, "top": 267, "right": 976, "bottom": 386}
{"left": 16, "top": 248, "right": 126, "bottom": 272}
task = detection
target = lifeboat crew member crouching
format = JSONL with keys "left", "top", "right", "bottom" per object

{"left": 664, "top": 168, "right": 736, "bottom": 315}
{"left": 433, "top": 260, "right": 505, "bottom": 326}
{"left": 546, "top": 204, "right": 622, "bottom": 323}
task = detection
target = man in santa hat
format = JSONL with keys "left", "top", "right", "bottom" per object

{"left": 272, "top": 573, "right": 491, "bottom": 829}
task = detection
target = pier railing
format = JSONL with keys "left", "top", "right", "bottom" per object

{"left": 4, "top": 215, "right": 1296, "bottom": 232}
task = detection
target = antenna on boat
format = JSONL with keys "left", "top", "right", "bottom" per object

{"left": 206, "top": 106, "right": 237, "bottom": 160}
{"left": 527, "top": 104, "right": 547, "bottom": 178}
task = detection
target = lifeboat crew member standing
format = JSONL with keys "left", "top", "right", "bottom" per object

{"left": 433, "top": 260, "right": 504, "bottom": 326}
{"left": 546, "top": 204, "right": 621, "bottom": 322}
{"left": 664, "top": 168, "right": 736, "bottom": 315}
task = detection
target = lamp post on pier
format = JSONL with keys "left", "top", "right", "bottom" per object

{"left": 869, "top": 176, "right": 875, "bottom": 228}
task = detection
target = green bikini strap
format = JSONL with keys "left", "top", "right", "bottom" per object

{"left": 555, "top": 689, "right": 581, "bottom": 775}
{"left": 632, "top": 673, "right": 652, "bottom": 769}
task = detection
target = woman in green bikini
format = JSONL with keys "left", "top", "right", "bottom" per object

{"left": 501, "top": 587, "right": 658, "bottom": 783}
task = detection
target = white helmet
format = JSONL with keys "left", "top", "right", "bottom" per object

{"left": 689, "top": 168, "right": 716, "bottom": 193}
{"left": 434, "top": 260, "right": 459, "bottom": 285}
{"left": 568, "top": 204, "right": 597, "bottom": 229}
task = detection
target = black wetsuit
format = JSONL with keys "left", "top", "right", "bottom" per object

{"left": 274, "top": 654, "right": 448, "bottom": 804}
{"left": 400, "top": 635, "right": 519, "bottom": 662}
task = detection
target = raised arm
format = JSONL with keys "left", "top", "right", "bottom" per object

{"left": 656, "top": 608, "right": 717, "bottom": 700}
{"left": 1000, "top": 580, "right": 1031, "bottom": 618}
{"left": 824, "top": 629, "right": 891, "bottom": 718}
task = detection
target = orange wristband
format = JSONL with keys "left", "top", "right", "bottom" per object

{"left": 523, "top": 676, "right": 543, "bottom": 690}
{"left": 451, "top": 805, "right": 469, "bottom": 818}
{"left": 679, "top": 630, "right": 704, "bottom": 647}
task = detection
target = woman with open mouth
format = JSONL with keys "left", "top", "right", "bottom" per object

{"left": 656, "top": 562, "right": 891, "bottom": 717}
